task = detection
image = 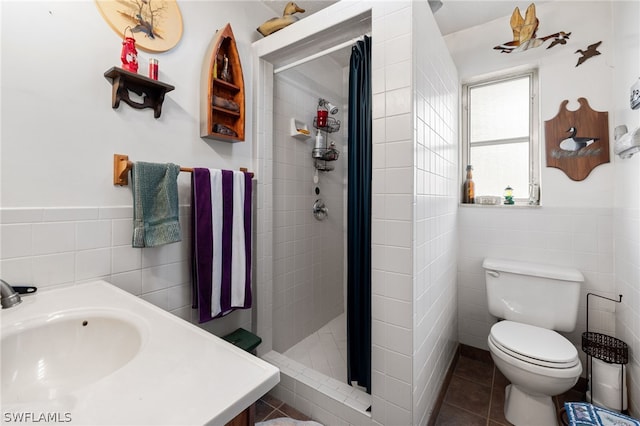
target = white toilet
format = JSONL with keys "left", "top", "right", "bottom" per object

{"left": 483, "top": 258, "right": 584, "bottom": 426}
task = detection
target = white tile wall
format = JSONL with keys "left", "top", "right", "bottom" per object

{"left": 410, "top": 2, "right": 459, "bottom": 425}
{"left": 457, "top": 206, "right": 616, "bottom": 356}
{"left": 612, "top": 0, "right": 640, "bottom": 416}
{"left": 0, "top": 206, "right": 250, "bottom": 336}
{"left": 271, "top": 64, "right": 345, "bottom": 353}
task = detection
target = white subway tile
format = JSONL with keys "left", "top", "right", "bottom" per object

{"left": 372, "top": 93, "right": 386, "bottom": 119}
{"left": 385, "top": 140, "right": 414, "bottom": 168}
{"left": 385, "top": 87, "right": 412, "bottom": 116}
{"left": 168, "top": 283, "right": 190, "bottom": 311}
{"left": 108, "top": 270, "right": 142, "bottom": 295}
{"left": 1, "top": 224, "right": 32, "bottom": 259}
{"left": 384, "top": 324, "right": 412, "bottom": 356}
{"left": 385, "top": 272, "right": 412, "bottom": 301}
{"left": 385, "top": 6, "right": 411, "bottom": 41}
{"left": 385, "top": 168, "right": 413, "bottom": 195}
{"left": 142, "top": 264, "right": 180, "bottom": 293}
{"left": 385, "top": 61, "right": 411, "bottom": 92}
{"left": 383, "top": 247, "right": 413, "bottom": 274}
{"left": 32, "top": 222, "right": 75, "bottom": 255}
{"left": 111, "top": 245, "right": 142, "bottom": 274}
{"left": 385, "top": 114, "right": 413, "bottom": 142}
{"left": 385, "top": 33, "right": 411, "bottom": 64}
{"left": 43, "top": 207, "right": 99, "bottom": 222}
{"left": 140, "top": 289, "right": 168, "bottom": 310}
{"left": 75, "top": 248, "right": 111, "bottom": 281}
{"left": 385, "top": 375, "right": 412, "bottom": 410}
{"left": 0, "top": 257, "right": 34, "bottom": 284}
{"left": 386, "top": 220, "right": 412, "bottom": 248}
{"left": 76, "top": 220, "right": 111, "bottom": 250}
{"left": 98, "top": 206, "right": 133, "bottom": 219}
{"left": 112, "top": 218, "right": 133, "bottom": 247}
{"left": 0, "top": 208, "right": 43, "bottom": 224}
{"left": 385, "top": 195, "right": 412, "bottom": 221}
{"left": 33, "top": 253, "right": 75, "bottom": 287}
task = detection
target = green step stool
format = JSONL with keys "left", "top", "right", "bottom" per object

{"left": 222, "top": 328, "right": 262, "bottom": 355}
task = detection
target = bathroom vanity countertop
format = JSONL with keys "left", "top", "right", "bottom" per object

{"left": 1, "top": 280, "right": 279, "bottom": 425}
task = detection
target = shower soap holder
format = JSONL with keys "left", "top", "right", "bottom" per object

{"left": 290, "top": 118, "right": 311, "bottom": 140}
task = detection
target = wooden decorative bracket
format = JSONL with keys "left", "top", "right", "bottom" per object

{"left": 104, "top": 67, "right": 175, "bottom": 119}
{"left": 113, "top": 154, "right": 133, "bottom": 186}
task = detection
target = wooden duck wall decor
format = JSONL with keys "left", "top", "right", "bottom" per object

{"left": 544, "top": 98, "right": 610, "bottom": 181}
{"left": 494, "top": 3, "right": 571, "bottom": 53}
{"left": 575, "top": 41, "right": 602, "bottom": 67}
{"left": 257, "top": 2, "right": 305, "bottom": 37}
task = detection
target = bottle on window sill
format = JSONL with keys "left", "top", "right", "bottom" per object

{"left": 462, "top": 165, "right": 475, "bottom": 204}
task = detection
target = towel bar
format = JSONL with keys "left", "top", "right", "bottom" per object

{"left": 113, "top": 153, "right": 252, "bottom": 186}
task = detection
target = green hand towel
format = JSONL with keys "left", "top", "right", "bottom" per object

{"left": 132, "top": 162, "right": 182, "bottom": 248}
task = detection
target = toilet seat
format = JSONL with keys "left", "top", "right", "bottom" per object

{"left": 489, "top": 321, "right": 580, "bottom": 369}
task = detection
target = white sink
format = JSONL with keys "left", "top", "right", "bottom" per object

{"left": 2, "top": 309, "right": 145, "bottom": 404}
{"left": 0, "top": 281, "right": 279, "bottom": 425}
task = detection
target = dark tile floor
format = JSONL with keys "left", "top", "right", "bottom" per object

{"left": 255, "top": 345, "right": 585, "bottom": 425}
{"left": 434, "top": 346, "right": 585, "bottom": 426}
{"left": 256, "top": 393, "right": 313, "bottom": 423}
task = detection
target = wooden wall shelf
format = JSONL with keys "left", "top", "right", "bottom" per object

{"left": 200, "top": 23, "right": 245, "bottom": 142}
{"left": 104, "top": 67, "right": 175, "bottom": 119}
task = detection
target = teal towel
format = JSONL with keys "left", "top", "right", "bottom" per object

{"left": 131, "top": 162, "right": 182, "bottom": 248}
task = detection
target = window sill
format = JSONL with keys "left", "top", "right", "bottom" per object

{"left": 459, "top": 203, "right": 542, "bottom": 209}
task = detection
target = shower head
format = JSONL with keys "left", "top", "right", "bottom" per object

{"left": 319, "top": 98, "right": 338, "bottom": 115}
{"left": 325, "top": 102, "right": 338, "bottom": 115}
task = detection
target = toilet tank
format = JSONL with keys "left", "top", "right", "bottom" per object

{"left": 483, "top": 258, "right": 584, "bottom": 332}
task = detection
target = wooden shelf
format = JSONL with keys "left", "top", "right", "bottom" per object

{"left": 214, "top": 78, "right": 240, "bottom": 92}
{"left": 200, "top": 24, "right": 245, "bottom": 142}
{"left": 104, "top": 67, "right": 174, "bottom": 119}
{"left": 212, "top": 106, "right": 241, "bottom": 117}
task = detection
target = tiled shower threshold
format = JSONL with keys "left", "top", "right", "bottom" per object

{"left": 262, "top": 351, "right": 372, "bottom": 420}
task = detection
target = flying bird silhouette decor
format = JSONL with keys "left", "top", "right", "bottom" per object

{"left": 494, "top": 3, "right": 571, "bottom": 53}
{"left": 575, "top": 41, "right": 602, "bottom": 67}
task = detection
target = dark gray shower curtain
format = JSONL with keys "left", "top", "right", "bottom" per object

{"left": 347, "top": 35, "right": 372, "bottom": 394}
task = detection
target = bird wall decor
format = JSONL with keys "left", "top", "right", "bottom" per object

{"left": 494, "top": 3, "right": 571, "bottom": 53}
{"left": 559, "top": 127, "right": 598, "bottom": 151}
{"left": 257, "top": 2, "right": 305, "bottom": 37}
{"left": 575, "top": 41, "right": 602, "bottom": 67}
{"left": 544, "top": 98, "right": 610, "bottom": 181}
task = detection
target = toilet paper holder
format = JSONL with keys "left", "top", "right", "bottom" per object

{"left": 582, "top": 293, "right": 628, "bottom": 413}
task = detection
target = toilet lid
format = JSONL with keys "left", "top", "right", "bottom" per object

{"left": 490, "top": 321, "right": 579, "bottom": 367}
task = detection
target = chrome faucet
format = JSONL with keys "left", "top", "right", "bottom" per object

{"left": 1, "top": 279, "right": 21, "bottom": 309}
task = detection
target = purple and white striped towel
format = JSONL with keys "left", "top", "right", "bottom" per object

{"left": 191, "top": 168, "right": 252, "bottom": 323}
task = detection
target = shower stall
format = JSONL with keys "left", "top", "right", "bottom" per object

{"left": 271, "top": 58, "right": 347, "bottom": 380}
{"left": 252, "top": 6, "right": 374, "bottom": 420}
{"left": 253, "top": 2, "right": 460, "bottom": 424}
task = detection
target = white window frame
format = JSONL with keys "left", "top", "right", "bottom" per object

{"left": 461, "top": 68, "right": 540, "bottom": 205}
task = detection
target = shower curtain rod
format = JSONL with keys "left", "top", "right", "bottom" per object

{"left": 273, "top": 35, "right": 367, "bottom": 75}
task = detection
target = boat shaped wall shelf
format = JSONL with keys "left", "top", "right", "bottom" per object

{"left": 200, "top": 23, "right": 246, "bottom": 142}
{"left": 104, "top": 67, "right": 175, "bottom": 119}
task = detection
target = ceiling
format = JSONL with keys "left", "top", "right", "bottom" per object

{"left": 259, "top": 0, "right": 550, "bottom": 37}
{"left": 258, "top": 0, "right": 551, "bottom": 70}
